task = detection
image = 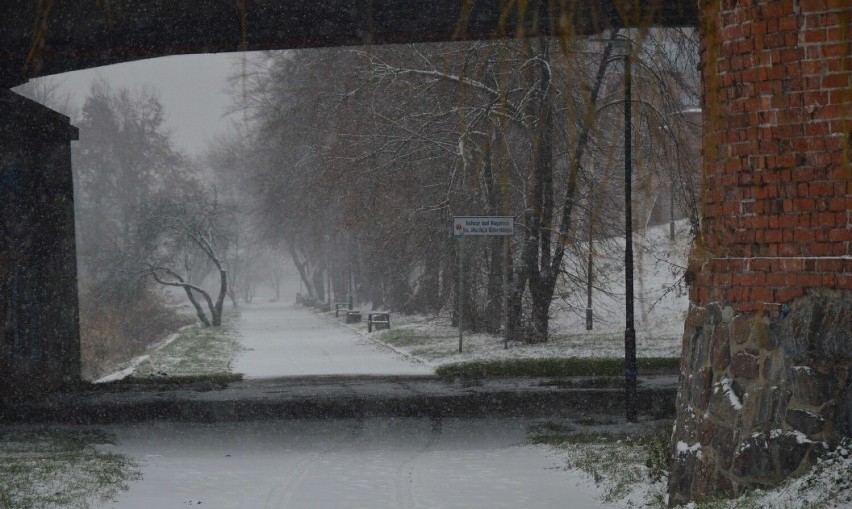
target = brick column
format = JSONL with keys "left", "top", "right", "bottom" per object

{"left": 669, "top": 0, "right": 850, "bottom": 504}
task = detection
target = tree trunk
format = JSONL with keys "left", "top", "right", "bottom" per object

{"left": 312, "top": 268, "right": 325, "bottom": 302}
{"left": 288, "top": 243, "right": 315, "bottom": 298}
{"left": 414, "top": 237, "right": 441, "bottom": 313}
{"left": 517, "top": 37, "right": 554, "bottom": 344}
{"left": 211, "top": 268, "right": 227, "bottom": 326}
{"left": 184, "top": 287, "right": 211, "bottom": 327}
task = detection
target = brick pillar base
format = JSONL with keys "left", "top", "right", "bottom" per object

{"left": 669, "top": 0, "right": 851, "bottom": 504}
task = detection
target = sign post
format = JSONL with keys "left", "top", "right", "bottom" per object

{"left": 452, "top": 216, "right": 514, "bottom": 354}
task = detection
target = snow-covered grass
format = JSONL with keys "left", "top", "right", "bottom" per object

{"left": 679, "top": 439, "right": 852, "bottom": 509}
{"left": 434, "top": 357, "right": 679, "bottom": 379}
{"left": 96, "top": 311, "right": 243, "bottom": 382}
{"left": 532, "top": 426, "right": 852, "bottom": 509}
{"left": 0, "top": 427, "right": 141, "bottom": 509}
{"left": 528, "top": 420, "right": 672, "bottom": 507}
{"left": 368, "top": 220, "right": 691, "bottom": 368}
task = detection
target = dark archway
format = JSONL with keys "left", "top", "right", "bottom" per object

{"left": 1, "top": 1, "right": 697, "bottom": 87}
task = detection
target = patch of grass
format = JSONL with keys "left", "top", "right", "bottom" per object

{"left": 95, "top": 372, "right": 244, "bottom": 391}
{"left": 409, "top": 346, "right": 461, "bottom": 360}
{"left": 131, "top": 312, "right": 243, "bottom": 378}
{"left": 527, "top": 422, "right": 576, "bottom": 446}
{"left": 540, "top": 377, "right": 624, "bottom": 389}
{"left": 0, "top": 428, "right": 141, "bottom": 508}
{"left": 528, "top": 424, "right": 671, "bottom": 505}
{"left": 380, "top": 329, "right": 454, "bottom": 348}
{"left": 574, "top": 416, "right": 619, "bottom": 426}
{"left": 436, "top": 357, "right": 679, "bottom": 379}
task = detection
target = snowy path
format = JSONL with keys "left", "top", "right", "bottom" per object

{"left": 232, "top": 303, "right": 432, "bottom": 378}
{"left": 105, "top": 418, "right": 612, "bottom": 509}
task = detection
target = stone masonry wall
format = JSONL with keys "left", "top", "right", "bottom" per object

{"left": 669, "top": 0, "right": 851, "bottom": 504}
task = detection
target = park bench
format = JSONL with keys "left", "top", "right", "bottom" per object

{"left": 367, "top": 312, "right": 391, "bottom": 332}
{"left": 345, "top": 310, "right": 361, "bottom": 324}
{"left": 335, "top": 302, "right": 352, "bottom": 317}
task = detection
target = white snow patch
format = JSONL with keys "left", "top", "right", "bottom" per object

{"left": 769, "top": 429, "right": 818, "bottom": 445}
{"left": 676, "top": 441, "right": 703, "bottom": 458}
{"left": 792, "top": 365, "right": 814, "bottom": 373}
{"left": 95, "top": 356, "right": 150, "bottom": 383}
{"left": 716, "top": 378, "right": 743, "bottom": 410}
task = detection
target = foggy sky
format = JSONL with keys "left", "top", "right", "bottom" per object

{"left": 33, "top": 53, "right": 250, "bottom": 156}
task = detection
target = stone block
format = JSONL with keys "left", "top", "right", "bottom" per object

{"left": 707, "top": 302, "right": 724, "bottom": 325}
{"left": 685, "top": 304, "right": 709, "bottom": 331}
{"left": 739, "top": 387, "right": 765, "bottom": 430}
{"left": 711, "top": 325, "right": 731, "bottom": 371}
{"left": 769, "top": 431, "right": 813, "bottom": 478}
{"left": 834, "top": 380, "right": 852, "bottom": 438}
{"left": 731, "top": 349, "right": 760, "bottom": 379}
{"left": 754, "top": 316, "right": 776, "bottom": 350}
{"left": 692, "top": 452, "right": 719, "bottom": 499}
{"left": 687, "top": 326, "right": 710, "bottom": 372}
{"left": 790, "top": 365, "right": 836, "bottom": 407}
{"left": 711, "top": 425, "right": 736, "bottom": 471}
{"left": 755, "top": 386, "right": 790, "bottom": 430}
{"left": 731, "top": 434, "right": 775, "bottom": 482}
{"left": 667, "top": 443, "right": 698, "bottom": 504}
{"left": 761, "top": 352, "right": 780, "bottom": 382}
{"left": 690, "top": 367, "right": 715, "bottom": 410}
{"left": 709, "top": 385, "right": 741, "bottom": 427}
{"left": 785, "top": 408, "right": 826, "bottom": 436}
{"left": 730, "top": 314, "right": 753, "bottom": 345}
{"left": 698, "top": 418, "right": 716, "bottom": 446}
{"left": 714, "top": 474, "right": 736, "bottom": 499}
{"left": 781, "top": 290, "right": 852, "bottom": 364}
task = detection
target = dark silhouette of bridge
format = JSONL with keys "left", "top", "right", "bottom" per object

{"left": 1, "top": 1, "right": 697, "bottom": 88}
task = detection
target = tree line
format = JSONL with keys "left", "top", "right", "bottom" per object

{"left": 16, "top": 28, "right": 700, "bottom": 377}
{"left": 228, "top": 29, "right": 701, "bottom": 343}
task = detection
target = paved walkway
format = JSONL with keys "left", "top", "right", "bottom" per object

{"left": 104, "top": 418, "right": 612, "bottom": 509}
{"left": 233, "top": 303, "right": 432, "bottom": 378}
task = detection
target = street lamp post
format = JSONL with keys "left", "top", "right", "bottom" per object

{"left": 621, "top": 41, "right": 638, "bottom": 423}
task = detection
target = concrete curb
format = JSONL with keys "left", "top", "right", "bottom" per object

{"left": 0, "top": 376, "right": 678, "bottom": 425}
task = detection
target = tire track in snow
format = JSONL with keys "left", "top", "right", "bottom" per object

{"left": 390, "top": 418, "right": 442, "bottom": 509}
{"left": 261, "top": 419, "right": 363, "bottom": 509}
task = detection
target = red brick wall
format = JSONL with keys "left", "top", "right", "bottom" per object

{"left": 695, "top": 0, "right": 851, "bottom": 313}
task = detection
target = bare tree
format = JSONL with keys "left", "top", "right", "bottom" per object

{"left": 223, "top": 29, "right": 700, "bottom": 342}
{"left": 139, "top": 190, "right": 231, "bottom": 327}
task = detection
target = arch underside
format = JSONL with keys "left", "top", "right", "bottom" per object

{"left": 1, "top": 0, "right": 698, "bottom": 88}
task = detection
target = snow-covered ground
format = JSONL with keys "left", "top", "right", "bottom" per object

{"left": 233, "top": 302, "right": 432, "bottom": 378}
{"left": 98, "top": 221, "right": 690, "bottom": 382}
{"left": 366, "top": 221, "right": 691, "bottom": 367}
{"left": 103, "top": 418, "right": 613, "bottom": 509}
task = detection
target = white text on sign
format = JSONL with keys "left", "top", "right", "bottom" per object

{"left": 452, "top": 216, "right": 514, "bottom": 236}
